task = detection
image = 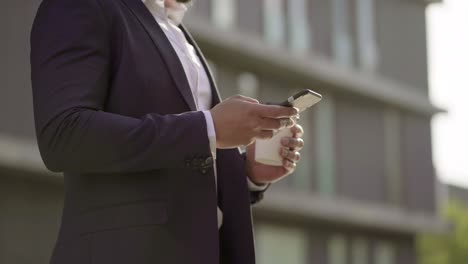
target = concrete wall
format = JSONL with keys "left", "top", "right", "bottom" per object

{"left": 0, "top": 169, "right": 63, "bottom": 264}
{"left": 1, "top": 0, "right": 40, "bottom": 139}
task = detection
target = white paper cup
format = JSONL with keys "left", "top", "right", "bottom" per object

{"left": 255, "top": 128, "right": 293, "bottom": 166}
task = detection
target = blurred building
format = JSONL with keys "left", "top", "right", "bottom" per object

{"left": 445, "top": 184, "right": 468, "bottom": 206}
{"left": 0, "top": 0, "right": 446, "bottom": 264}
{"left": 186, "top": 1, "right": 447, "bottom": 264}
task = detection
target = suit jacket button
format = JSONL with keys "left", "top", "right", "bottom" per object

{"left": 205, "top": 157, "right": 213, "bottom": 166}
{"left": 200, "top": 169, "right": 207, "bottom": 174}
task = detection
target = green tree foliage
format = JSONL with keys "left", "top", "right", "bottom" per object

{"left": 418, "top": 200, "right": 468, "bottom": 264}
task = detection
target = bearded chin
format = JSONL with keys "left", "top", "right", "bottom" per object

{"left": 176, "top": 0, "right": 191, "bottom": 3}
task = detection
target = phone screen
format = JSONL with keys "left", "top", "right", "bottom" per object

{"left": 282, "top": 89, "right": 322, "bottom": 113}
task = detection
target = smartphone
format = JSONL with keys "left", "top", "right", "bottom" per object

{"left": 278, "top": 89, "right": 322, "bottom": 113}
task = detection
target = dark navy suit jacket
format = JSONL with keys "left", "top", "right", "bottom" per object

{"left": 30, "top": 0, "right": 265, "bottom": 263}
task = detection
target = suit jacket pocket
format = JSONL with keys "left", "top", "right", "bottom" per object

{"left": 78, "top": 200, "right": 168, "bottom": 235}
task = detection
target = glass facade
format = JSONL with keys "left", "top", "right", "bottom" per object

{"left": 331, "top": 0, "right": 354, "bottom": 66}
{"left": 211, "top": 0, "right": 237, "bottom": 29}
{"left": 237, "top": 72, "right": 260, "bottom": 99}
{"left": 256, "top": 224, "right": 308, "bottom": 264}
{"left": 287, "top": 0, "right": 311, "bottom": 53}
{"left": 197, "top": 2, "right": 428, "bottom": 262}
{"left": 384, "top": 108, "right": 402, "bottom": 206}
{"left": 263, "top": 0, "right": 286, "bottom": 47}
{"left": 356, "top": 0, "right": 379, "bottom": 71}
{"left": 206, "top": 0, "right": 381, "bottom": 70}
{"left": 352, "top": 237, "right": 369, "bottom": 264}
{"left": 375, "top": 241, "right": 396, "bottom": 264}
{"left": 314, "top": 95, "right": 336, "bottom": 195}
{"left": 328, "top": 234, "right": 347, "bottom": 264}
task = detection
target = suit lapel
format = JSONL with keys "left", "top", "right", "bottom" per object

{"left": 120, "top": 0, "right": 197, "bottom": 111}
{"left": 179, "top": 24, "right": 222, "bottom": 107}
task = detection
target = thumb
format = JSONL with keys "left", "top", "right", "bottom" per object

{"left": 235, "top": 95, "right": 260, "bottom": 104}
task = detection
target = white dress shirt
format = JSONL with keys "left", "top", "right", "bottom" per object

{"left": 141, "top": 0, "right": 267, "bottom": 229}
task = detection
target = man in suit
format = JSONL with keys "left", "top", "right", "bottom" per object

{"left": 30, "top": 0, "right": 305, "bottom": 263}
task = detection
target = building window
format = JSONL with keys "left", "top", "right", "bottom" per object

{"left": 314, "top": 95, "right": 336, "bottom": 195}
{"left": 384, "top": 108, "right": 402, "bottom": 206}
{"left": 356, "top": 0, "right": 379, "bottom": 71}
{"left": 375, "top": 241, "right": 396, "bottom": 264}
{"left": 328, "top": 234, "right": 347, "bottom": 264}
{"left": 237, "top": 72, "right": 260, "bottom": 99}
{"left": 331, "top": 0, "right": 353, "bottom": 66}
{"left": 212, "top": 0, "right": 237, "bottom": 29}
{"left": 263, "top": 0, "right": 286, "bottom": 47}
{"left": 287, "top": 0, "right": 311, "bottom": 53}
{"left": 256, "top": 224, "right": 308, "bottom": 264}
{"left": 352, "top": 237, "right": 369, "bottom": 264}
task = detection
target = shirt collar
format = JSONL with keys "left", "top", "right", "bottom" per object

{"left": 142, "top": 0, "right": 188, "bottom": 26}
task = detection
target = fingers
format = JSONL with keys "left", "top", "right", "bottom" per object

{"left": 290, "top": 124, "right": 304, "bottom": 138}
{"left": 279, "top": 146, "right": 300, "bottom": 174}
{"left": 281, "top": 137, "right": 304, "bottom": 151}
{"left": 234, "top": 94, "right": 260, "bottom": 104}
{"left": 254, "top": 104, "right": 298, "bottom": 119}
{"left": 283, "top": 159, "right": 297, "bottom": 172}
{"left": 280, "top": 147, "right": 301, "bottom": 162}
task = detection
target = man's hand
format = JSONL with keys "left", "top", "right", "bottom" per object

{"left": 245, "top": 124, "right": 304, "bottom": 184}
{"left": 210, "top": 95, "right": 298, "bottom": 149}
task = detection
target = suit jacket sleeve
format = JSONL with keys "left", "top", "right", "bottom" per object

{"left": 30, "top": 0, "right": 211, "bottom": 173}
